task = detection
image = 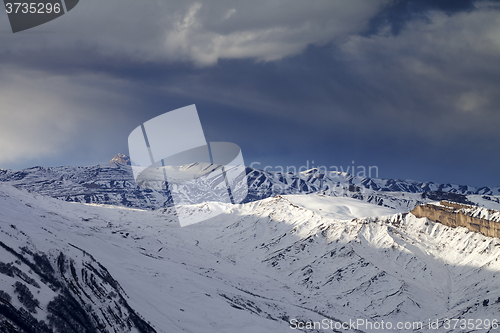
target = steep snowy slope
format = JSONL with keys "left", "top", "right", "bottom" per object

{"left": 1, "top": 184, "right": 500, "bottom": 332}
{"left": 285, "top": 194, "right": 399, "bottom": 219}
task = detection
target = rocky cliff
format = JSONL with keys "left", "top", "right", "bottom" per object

{"left": 411, "top": 201, "right": 500, "bottom": 238}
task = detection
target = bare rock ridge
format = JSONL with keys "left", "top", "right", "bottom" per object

{"left": 411, "top": 201, "right": 500, "bottom": 238}
{"left": 109, "top": 153, "right": 131, "bottom": 166}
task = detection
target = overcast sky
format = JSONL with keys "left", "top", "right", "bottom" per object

{"left": 0, "top": 0, "right": 499, "bottom": 187}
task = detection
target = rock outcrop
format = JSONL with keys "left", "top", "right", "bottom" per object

{"left": 411, "top": 201, "right": 500, "bottom": 238}
{"left": 110, "top": 153, "right": 131, "bottom": 165}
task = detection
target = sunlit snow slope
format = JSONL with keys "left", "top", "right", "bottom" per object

{"left": 1, "top": 184, "right": 500, "bottom": 332}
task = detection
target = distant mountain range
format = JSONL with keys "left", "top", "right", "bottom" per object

{"left": 109, "top": 153, "right": 131, "bottom": 166}
{"left": 0, "top": 156, "right": 498, "bottom": 212}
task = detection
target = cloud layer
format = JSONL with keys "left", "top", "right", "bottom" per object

{"left": 0, "top": 0, "right": 498, "bottom": 186}
{"left": 0, "top": 68, "right": 135, "bottom": 165}
{"left": 1, "top": 0, "right": 388, "bottom": 65}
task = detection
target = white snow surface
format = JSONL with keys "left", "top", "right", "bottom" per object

{"left": 1, "top": 183, "right": 500, "bottom": 332}
{"left": 285, "top": 194, "right": 400, "bottom": 220}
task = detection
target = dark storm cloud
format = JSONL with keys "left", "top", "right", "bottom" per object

{"left": 146, "top": 24, "right": 500, "bottom": 187}
{"left": 0, "top": 0, "right": 388, "bottom": 165}
{"left": 0, "top": 0, "right": 387, "bottom": 65}
{"left": 0, "top": 0, "right": 498, "bottom": 186}
{"left": 365, "top": 0, "right": 478, "bottom": 35}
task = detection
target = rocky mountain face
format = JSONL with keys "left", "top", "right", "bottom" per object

{"left": 412, "top": 201, "right": 500, "bottom": 238}
{"left": 109, "top": 153, "right": 131, "bottom": 166}
{"left": 0, "top": 184, "right": 499, "bottom": 332}
{"left": 0, "top": 242, "right": 156, "bottom": 333}
{"left": 0, "top": 162, "right": 498, "bottom": 212}
{"left": 0, "top": 185, "right": 158, "bottom": 332}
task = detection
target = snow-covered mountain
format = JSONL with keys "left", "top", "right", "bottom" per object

{"left": 0, "top": 162, "right": 499, "bottom": 212}
{"left": 1, "top": 183, "right": 500, "bottom": 332}
{"left": 109, "top": 153, "right": 131, "bottom": 166}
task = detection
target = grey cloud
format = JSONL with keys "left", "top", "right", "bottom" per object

{"left": 365, "top": 0, "right": 478, "bottom": 35}
{"left": 0, "top": 67, "right": 138, "bottom": 165}
{"left": 0, "top": 0, "right": 388, "bottom": 65}
{"left": 337, "top": 7, "right": 500, "bottom": 140}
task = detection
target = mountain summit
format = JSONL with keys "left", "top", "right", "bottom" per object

{"left": 109, "top": 153, "right": 131, "bottom": 165}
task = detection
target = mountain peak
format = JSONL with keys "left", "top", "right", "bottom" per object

{"left": 110, "top": 153, "right": 131, "bottom": 165}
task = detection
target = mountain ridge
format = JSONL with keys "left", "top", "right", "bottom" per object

{"left": 0, "top": 163, "right": 498, "bottom": 213}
